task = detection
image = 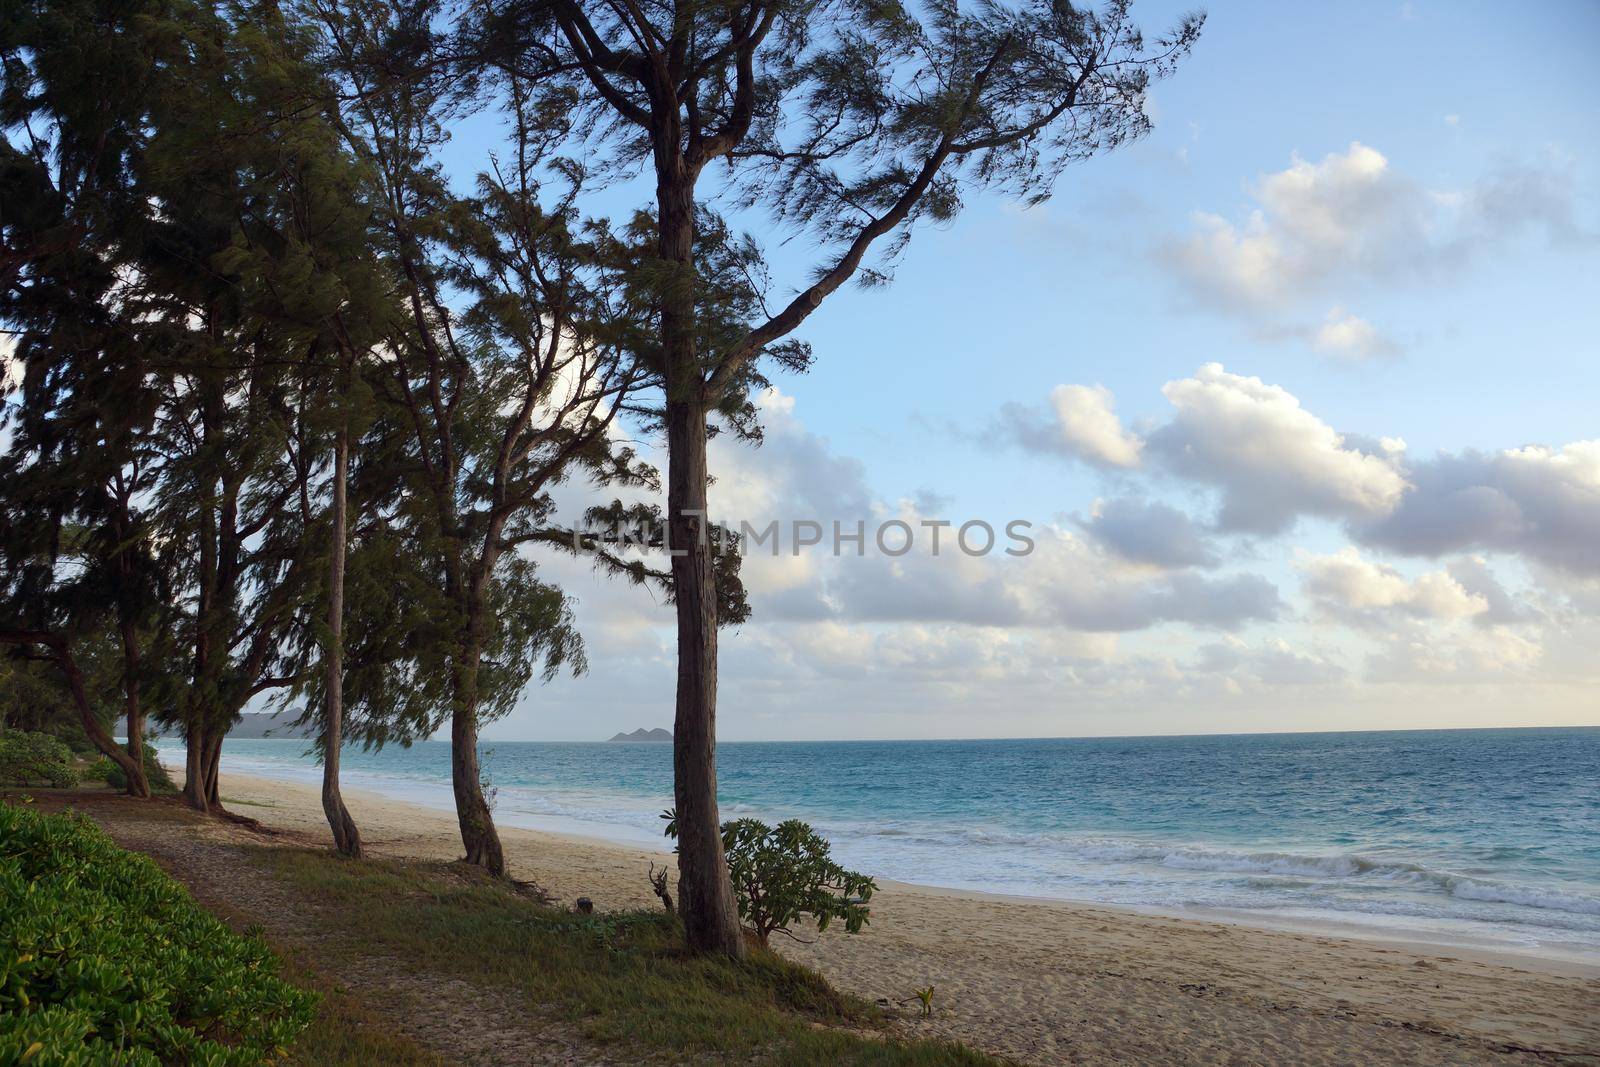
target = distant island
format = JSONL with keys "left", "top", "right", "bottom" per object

{"left": 607, "top": 727, "right": 672, "bottom": 743}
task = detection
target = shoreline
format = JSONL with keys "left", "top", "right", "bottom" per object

{"left": 206, "top": 765, "right": 1598, "bottom": 979}
{"left": 185, "top": 750, "right": 1600, "bottom": 977}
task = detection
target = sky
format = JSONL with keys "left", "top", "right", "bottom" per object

{"left": 474, "top": 0, "right": 1600, "bottom": 741}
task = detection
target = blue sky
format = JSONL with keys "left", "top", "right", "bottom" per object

{"left": 472, "top": 1, "right": 1599, "bottom": 741}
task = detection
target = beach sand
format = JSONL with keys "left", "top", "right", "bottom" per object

{"left": 176, "top": 772, "right": 1600, "bottom": 1064}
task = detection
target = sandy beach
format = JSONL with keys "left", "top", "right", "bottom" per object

{"left": 166, "top": 770, "right": 1600, "bottom": 1066}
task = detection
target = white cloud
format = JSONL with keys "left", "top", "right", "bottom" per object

{"left": 702, "top": 390, "right": 1278, "bottom": 634}
{"left": 1356, "top": 440, "right": 1600, "bottom": 574}
{"left": 510, "top": 380, "right": 1596, "bottom": 741}
{"left": 820, "top": 523, "right": 1279, "bottom": 633}
{"left": 1297, "top": 548, "right": 1487, "bottom": 623}
{"left": 1311, "top": 307, "right": 1395, "bottom": 360}
{"left": 1192, "top": 636, "right": 1346, "bottom": 687}
{"left": 0, "top": 333, "right": 18, "bottom": 395}
{"left": 1160, "top": 143, "right": 1593, "bottom": 350}
{"left": 1075, "top": 497, "right": 1219, "bottom": 569}
{"left": 1366, "top": 624, "right": 1543, "bottom": 682}
{"left": 1165, "top": 142, "right": 1415, "bottom": 309}
{"left": 1001, "top": 384, "right": 1143, "bottom": 469}
{"left": 1146, "top": 363, "right": 1409, "bottom": 533}
{"left": 1010, "top": 365, "right": 1599, "bottom": 580}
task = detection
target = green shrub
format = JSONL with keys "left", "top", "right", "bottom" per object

{"left": 0, "top": 803, "right": 318, "bottom": 1064}
{"left": 83, "top": 756, "right": 116, "bottom": 783}
{"left": 664, "top": 812, "right": 876, "bottom": 946}
{"left": 102, "top": 742, "right": 177, "bottom": 794}
{"left": 0, "top": 732, "right": 79, "bottom": 788}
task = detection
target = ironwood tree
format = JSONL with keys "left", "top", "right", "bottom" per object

{"left": 302, "top": 0, "right": 673, "bottom": 874}
{"left": 0, "top": 0, "right": 207, "bottom": 796}
{"left": 457, "top": 0, "right": 1204, "bottom": 954}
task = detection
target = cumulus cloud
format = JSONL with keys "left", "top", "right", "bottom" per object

{"left": 700, "top": 389, "right": 1281, "bottom": 634}
{"left": 1165, "top": 142, "right": 1590, "bottom": 312}
{"left": 1001, "top": 384, "right": 1143, "bottom": 469}
{"left": 1010, "top": 365, "right": 1599, "bottom": 582}
{"left": 1160, "top": 143, "right": 1594, "bottom": 354}
{"left": 1145, "top": 363, "right": 1409, "bottom": 534}
{"left": 1445, "top": 556, "right": 1533, "bottom": 626}
{"left": 524, "top": 378, "right": 1595, "bottom": 742}
{"left": 1074, "top": 497, "right": 1220, "bottom": 568}
{"left": 1356, "top": 441, "right": 1600, "bottom": 574}
{"left": 710, "top": 387, "right": 874, "bottom": 523}
{"left": 1310, "top": 307, "right": 1396, "bottom": 360}
{"left": 1165, "top": 142, "right": 1414, "bottom": 308}
{"left": 1296, "top": 548, "right": 1487, "bottom": 624}
{"left": 821, "top": 525, "right": 1279, "bottom": 633}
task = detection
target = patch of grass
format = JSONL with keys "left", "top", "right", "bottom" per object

{"left": 250, "top": 847, "right": 999, "bottom": 1065}
{"left": 278, "top": 960, "right": 446, "bottom": 1067}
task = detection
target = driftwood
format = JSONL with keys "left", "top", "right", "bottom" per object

{"left": 648, "top": 862, "right": 675, "bottom": 914}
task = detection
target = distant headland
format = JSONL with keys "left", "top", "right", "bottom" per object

{"left": 607, "top": 727, "right": 672, "bottom": 743}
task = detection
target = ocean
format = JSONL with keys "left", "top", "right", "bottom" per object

{"left": 159, "top": 726, "right": 1600, "bottom": 961}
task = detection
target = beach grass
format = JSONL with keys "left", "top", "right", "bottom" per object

{"left": 248, "top": 844, "right": 997, "bottom": 1065}
{"left": 280, "top": 959, "right": 448, "bottom": 1066}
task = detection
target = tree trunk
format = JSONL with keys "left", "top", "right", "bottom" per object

{"left": 118, "top": 619, "right": 150, "bottom": 798}
{"left": 52, "top": 640, "right": 145, "bottom": 791}
{"left": 203, "top": 730, "right": 223, "bottom": 808}
{"left": 449, "top": 652, "right": 504, "bottom": 875}
{"left": 653, "top": 148, "right": 745, "bottom": 957}
{"left": 444, "top": 633, "right": 499, "bottom": 876}
{"left": 321, "top": 423, "right": 362, "bottom": 857}
{"left": 665, "top": 397, "right": 745, "bottom": 957}
{"left": 182, "top": 722, "right": 226, "bottom": 812}
{"left": 183, "top": 722, "right": 209, "bottom": 812}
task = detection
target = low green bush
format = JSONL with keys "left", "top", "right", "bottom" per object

{"left": 0, "top": 732, "right": 79, "bottom": 788}
{"left": 102, "top": 742, "right": 177, "bottom": 794}
{"left": 664, "top": 811, "right": 876, "bottom": 946}
{"left": 82, "top": 756, "right": 116, "bottom": 783}
{"left": 0, "top": 803, "right": 317, "bottom": 1064}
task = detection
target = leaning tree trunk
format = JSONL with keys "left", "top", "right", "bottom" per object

{"left": 449, "top": 650, "right": 504, "bottom": 875}
{"left": 321, "top": 423, "right": 362, "bottom": 857}
{"left": 665, "top": 396, "right": 745, "bottom": 958}
{"left": 51, "top": 640, "right": 145, "bottom": 791}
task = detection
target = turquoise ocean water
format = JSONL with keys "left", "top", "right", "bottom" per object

{"left": 159, "top": 727, "right": 1600, "bottom": 959}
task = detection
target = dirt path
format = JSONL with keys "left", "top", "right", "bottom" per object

{"left": 29, "top": 793, "right": 631, "bottom": 1066}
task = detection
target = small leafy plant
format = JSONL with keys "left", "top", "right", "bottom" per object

{"left": 0, "top": 731, "right": 79, "bottom": 788}
{"left": 0, "top": 803, "right": 317, "bottom": 1063}
{"left": 99, "top": 741, "right": 178, "bottom": 793}
{"left": 664, "top": 811, "right": 876, "bottom": 946}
